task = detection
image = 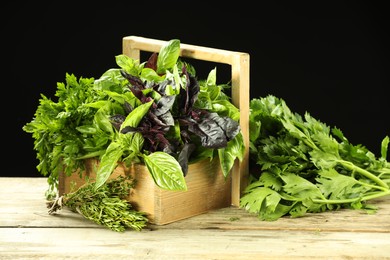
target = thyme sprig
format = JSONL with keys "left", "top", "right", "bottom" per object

{"left": 47, "top": 175, "right": 148, "bottom": 232}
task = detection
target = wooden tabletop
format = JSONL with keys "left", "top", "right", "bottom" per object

{"left": 1, "top": 177, "right": 389, "bottom": 259}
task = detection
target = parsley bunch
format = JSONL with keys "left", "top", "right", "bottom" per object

{"left": 241, "top": 95, "right": 390, "bottom": 220}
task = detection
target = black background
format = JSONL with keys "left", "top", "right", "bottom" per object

{"left": 3, "top": 2, "right": 389, "bottom": 177}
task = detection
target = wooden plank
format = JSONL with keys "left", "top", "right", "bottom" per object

{"left": 1, "top": 178, "right": 390, "bottom": 233}
{"left": 1, "top": 177, "right": 390, "bottom": 259}
{"left": 1, "top": 228, "right": 389, "bottom": 259}
{"left": 230, "top": 52, "right": 250, "bottom": 205}
{"left": 0, "top": 177, "right": 98, "bottom": 228}
{"left": 123, "top": 36, "right": 247, "bottom": 64}
{"left": 163, "top": 200, "right": 390, "bottom": 233}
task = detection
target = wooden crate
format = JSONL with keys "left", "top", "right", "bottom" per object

{"left": 58, "top": 36, "right": 250, "bottom": 225}
{"left": 59, "top": 158, "right": 231, "bottom": 225}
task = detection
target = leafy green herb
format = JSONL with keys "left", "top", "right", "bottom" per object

{"left": 241, "top": 95, "right": 390, "bottom": 220}
{"left": 47, "top": 175, "right": 148, "bottom": 232}
{"left": 22, "top": 75, "right": 98, "bottom": 195}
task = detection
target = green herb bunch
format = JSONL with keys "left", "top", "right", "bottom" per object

{"left": 241, "top": 95, "right": 390, "bottom": 220}
{"left": 47, "top": 175, "right": 148, "bottom": 232}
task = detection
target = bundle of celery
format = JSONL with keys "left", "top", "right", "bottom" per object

{"left": 241, "top": 95, "right": 390, "bottom": 220}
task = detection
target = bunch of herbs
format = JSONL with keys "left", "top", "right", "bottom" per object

{"left": 240, "top": 95, "right": 390, "bottom": 220}
{"left": 23, "top": 39, "right": 245, "bottom": 198}
{"left": 47, "top": 175, "right": 148, "bottom": 232}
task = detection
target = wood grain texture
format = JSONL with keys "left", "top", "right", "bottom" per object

{"left": 1, "top": 177, "right": 389, "bottom": 259}
{"left": 59, "top": 158, "right": 232, "bottom": 225}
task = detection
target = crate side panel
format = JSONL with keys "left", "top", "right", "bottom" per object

{"left": 154, "top": 159, "right": 231, "bottom": 225}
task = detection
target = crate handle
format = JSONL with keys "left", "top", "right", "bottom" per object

{"left": 123, "top": 36, "right": 249, "bottom": 206}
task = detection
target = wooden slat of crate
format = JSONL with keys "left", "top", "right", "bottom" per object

{"left": 123, "top": 36, "right": 250, "bottom": 205}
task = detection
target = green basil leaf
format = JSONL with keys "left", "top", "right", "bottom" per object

{"left": 218, "top": 133, "right": 245, "bottom": 178}
{"left": 205, "top": 67, "right": 217, "bottom": 86}
{"left": 141, "top": 68, "right": 165, "bottom": 82}
{"left": 94, "top": 142, "right": 123, "bottom": 191}
{"left": 143, "top": 152, "right": 187, "bottom": 191}
{"left": 115, "top": 54, "right": 140, "bottom": 76}
{"left": 157, "top": 39, "right": 180, "bottom": 74}
{"left": 120, "top": 100, "right": 153, "bottom": 131}
{"left": 95, "top": 109, "right": 114, "bottom": 134}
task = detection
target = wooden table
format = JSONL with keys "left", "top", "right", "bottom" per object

{"left": 1, "top": 177, "right": 389, "bottom": 259}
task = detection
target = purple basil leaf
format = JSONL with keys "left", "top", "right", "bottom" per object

{"left": 144, "top": 52, "right": 158, "bottom": 71}
{"left": 188, "top": 112, "right": 240, "bottom": 149}
{"left": 148, "top": 111, "right": 174, "bottom": 127}
{"left": 158, "top": 112, "right": 174, "bottom": 126}
{"left": 210, "top": 113, "right": 241, "bottom": 140}
{"left": 179, "top": 74, "right": 200, "bottom": 115}
{"left": 193, "top": 120, "right": 227, "bottom": 148}
{"left": 120, "top": 126, "right": 138, "bottom": 134}
{"left": 178, "top": 143, "right": 196, "bottom": 176}
{"left": 130, "top": 87, "right": 149, "bottom": 103}
{"left": 120, "top": 70, "right": 145, "bottom": 89}
{"left": 154, "top": 95, "right": 175, "bottom": 116}
{"left": 188, "top": 75, "right": 200, "bottom": 111}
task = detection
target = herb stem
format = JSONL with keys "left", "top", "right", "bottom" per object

{"left": 356, "top": 180, "right": 388, "bottom": 192}
{"left": 338, "top": 159, "right": 389, "bottom": 189}
{"left": 313, "top": 190, "right": 390, "bottom": 205}
{"left": 378, "top": 168, "right": 390, "bottom": 178}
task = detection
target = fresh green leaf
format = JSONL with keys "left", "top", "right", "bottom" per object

{"left": 157, "top": 39, "right": 180, "bottom": 74}
{"left": 240, "top": 186, "right": 293, "bottom": 221}
{"left": 115, "top": 54, "right": 141, "bottom": 76}
{"left": 120, "top": 100, "right": 153, "bottom": 131}
{"left": 94, "top": 142, "right": 123, "bottom": 190}
{"left": 140, "top": 68, "right": 165, "bottom": 82}
{"left": 218, "top": 133, "right": 245, "bottom": 178}
{"left": 381, "top": 136, "right": 389, "bottom": 160}
{"left": 316, "top": 168, "right": 367, "bottom": 200}
{"left": 281, "top": 173, "right": 324, "bottom": 200}
{"left": 143, "top": 152, "right": 187, "bottom": 191}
